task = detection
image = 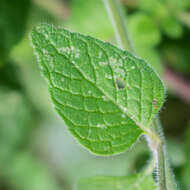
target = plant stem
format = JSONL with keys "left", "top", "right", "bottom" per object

{"left": 157, "top": 141, "right": 167, "bottom": 189}
{"left": 103, "top": 0, "right": 135, "bottom": 53}
{"left": 103, "top": 0, "right": 178, "bottom": 189}
{"left": 146, "top": 124, "right": 167, "bottom": 190}
{"left": 153, "top": 118, "right": 178, "bottom": 190}
{"left": 146, "top": 118, "right": 178, "bottom": 190}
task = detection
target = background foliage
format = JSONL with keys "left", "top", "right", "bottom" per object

{"left": 0, "top": 0, "right": 190, "bottom": 189}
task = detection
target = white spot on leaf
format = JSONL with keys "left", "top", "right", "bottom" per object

{"left": 99, "top": 62, "right": 107, "bottom": 66}
{"left": 122, "top": 107, "right": 127, "bottom": 113}
{"left": 105, "top": 74, "right": 112, "bottom": 80}
{"left": 57, "top": 47, "right": 70, "bottom": 54}
{"left": 122, "top": 114, "right": 126, "bottom": 118}
{"left": 98, "top": 51, "right": 102, "bottom": 58}
{"left": 97, "top": 124, "right": 106, "bottom": 128}
{"left": 102, "top": 96, "right": 108, "bottom": 101}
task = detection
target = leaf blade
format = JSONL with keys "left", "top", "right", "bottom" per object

{"left": 31, "top": 24, "right": 165, "bottom": 155}
{"left": 77, "top": 174, "right": 156, "bottom": 190}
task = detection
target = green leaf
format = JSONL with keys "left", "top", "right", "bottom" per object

{"left": 138, "top": 0, "right": 166, "bottom": 16}
{"left": 77, "top": 173, "right": 156, "bottom": 190}
{"left": 30, "top": 24, "right": 165, "bottom": 155}
{"left": 0, "top": 88, "right": 32, "bottom": 163}
{"left": 167, "top": 0, "right": 190, "bottom": 10}
{"left": 0, "top": 0, "right": 30, "bottom": 62}
{"left": 160, "top": 15, "right": 183, "bottom": 38}
{"left": 128, "top": 13, "right": 161, "bottom": 47}
{"left": 138, "top": 0, "right": 184, "bottom": 39}
{"left": 4, "top": 152, "right": 61, "bottom": 190}
{"left": 65, "top": 0, "right": 113, "bottom": 40}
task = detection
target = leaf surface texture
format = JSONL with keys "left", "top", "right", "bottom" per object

{"left": 31, "top": 24, "right": 165, "bottom": 155}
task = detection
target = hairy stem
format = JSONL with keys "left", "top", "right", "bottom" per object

{"left": 146, "top": 127, "right": 167, "bottom": 190}
{"left": 147, "top": 118, "right": 178, "bottom": 190}
{"left": 103, "top": 0, "right": 178, "bottom": 189}
{"left": 153, "top": 118, "right": 178, "bottom": 190}
{"left": 103, "top": 0, "right": 135, "bottom": 53}
{"left": 157, "top": 141, "right": 167, "bottom": 189}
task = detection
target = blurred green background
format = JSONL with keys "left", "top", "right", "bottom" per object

{"left": 0, "top": 0, "right": 190, "bottom": 189}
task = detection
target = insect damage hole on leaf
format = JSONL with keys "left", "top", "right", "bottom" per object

{"left": 116, "top": 78, "right": 126, "bottom": 89}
